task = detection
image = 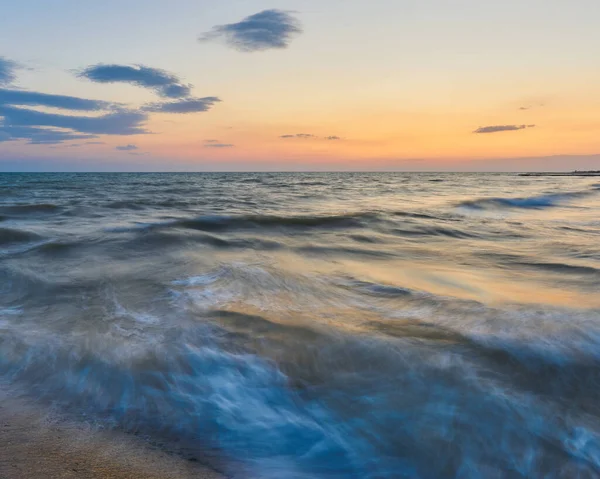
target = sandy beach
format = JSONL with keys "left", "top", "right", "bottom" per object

{"left": 0, "top": 388, "right": 225, "bottom": 479}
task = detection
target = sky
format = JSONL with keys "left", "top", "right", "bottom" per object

{"left": 1, "top": 0, "right": 599, "bottom": 172}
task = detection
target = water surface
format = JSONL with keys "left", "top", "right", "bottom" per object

{"left": 2, "top": 172, "right": 600, "bottom": 478}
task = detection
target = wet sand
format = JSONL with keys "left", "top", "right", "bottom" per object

{"left": 0, "top": 388, "right": 225, "bottom": 479}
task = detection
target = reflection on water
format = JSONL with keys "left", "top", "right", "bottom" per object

{"left": 1, "top": 173, "right": 600, "bottom": 477}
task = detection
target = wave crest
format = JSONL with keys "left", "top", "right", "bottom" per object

{"left": 457, "top": 189, "right": 595, "bottom": 210}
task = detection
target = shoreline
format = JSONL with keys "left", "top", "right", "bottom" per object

{"left": 519, "top": 172, "right": 600, "bottom": 177}
{"left": 0, "top": 387, "right": 225, "bottom": 479}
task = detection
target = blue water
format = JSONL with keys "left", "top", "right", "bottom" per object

{"left": 1, "top": 173, "right": 600, "bottom": 478}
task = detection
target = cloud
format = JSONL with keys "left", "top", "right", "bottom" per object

{"left": 203, "top": 139, "right": 234, "bottom": 148}
{"left": 85, "top": 141, "right": 105, "bottom": 145}
{"left": 280, "top": 133, "right": 316, "bottom": 139}
{"left": 280, "top": 133, "right": 343, "bottom": 140}
{"left": 199, "top": 9, "right": 302, "bottom": 52}
{"left": 473, "top": 124, "right": 536, "bottom": 134}
{"left": 144, "top": 96, "right": 221, "bottom": 114}
{"left": 2, "top": 61, "right": 221, "bottom": 147}
{"left": 0, "top": 57, "right": 19, "bottom": 85}
{"left": 0, "top": 125, "right": 98, "bottom": 144}
{"left": 0, "top": 83, "right": 147, "bottom": 144}
{"left": 0, "top": 88, "right": 111, "bottom": 111}
{"left": 78, "top": 64, "right": 192, "bottom": 98}
{"left": 0, "top": 105, "right": 149, "bottom": 135}
{"left": 116, "top": 144, "right": 138, "bottom": 151}
{"left": 519, "top": 103, "right": 544, "bottom": 111}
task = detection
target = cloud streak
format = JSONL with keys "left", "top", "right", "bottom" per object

{"left": 280, "top": 133, "right": 343, "bottom": 140}
{"left": 0, "top": 105, "right": 149, "bottom": 135}
{"left": 78, "top": 64, "right": 192, "bottom": 98}
{"left": 199, "top": 9, "right": 302, "bottom": 52}
{"left": 0, "top": 57, "right": 18, "bottom": 85}
{"left": 473, "top": 124, "right": 535, "bottom": 134}
{"left": 280, "top": 133, "right": 316, "bottom": 139}
{"left": 204, "top": 141, "right": 234, "bottom": 148}
{"left": 116, "top": 144, "right": 138, "bottom": 151}
{"left": 0, "top": 125, "right": 98, "bottom": 144}
{"left": 0, "top": 88, "right": 111, "bottom": 111}
{"left": 144, "top": 97, "right": 221, "bottom": 114}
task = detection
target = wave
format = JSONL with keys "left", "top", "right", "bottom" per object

{"left": 3, "top": 306, "right": 600, "bottom": 478}
{"left": 348, "top": 234, "right": 385, "bottom": 244}
{"left": 457, "top": 190, "right": 594, "bottom": 210}
{"left": 341, "top": 278, "right": 413, "bottom": 297}
{"left": 390, "top": 226, "right": 478, "bottom": 239}
{"left": 0, "top": 203, "right": 61, "bottom": 215}
{"left": 295, "top": 245, "right": 397, "bottom": 258}
{"left": 103, "top": 199, "right": 196, "bottom": 210}
{"left": 391, "top": 211, "right": 441, "bottom": 220}
{"left": 0, "top": 227, "right": 42, "bottom": 246}
{"left": 4, "top": 259, "right": 600, "bottom": 477}
{"left": 296, "top": 181, "right": 329, "bottom": 187}
{"left": 142, "top": 212, "right": 379, "bottom": 233}
{"left": 509, "top": 260, "right": 600, "bottom": 277}
{"left": 110, "top": 210, "right": 465, "bottom": 239}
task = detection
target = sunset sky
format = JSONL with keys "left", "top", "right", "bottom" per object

{"left": 1, "top": 0, "right": 599, "bottom": 171}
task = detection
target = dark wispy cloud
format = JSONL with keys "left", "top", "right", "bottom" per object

{"left": 116, "top": 144, "right": 138, "bottom": 151}
{"left": 473, "top": 124, "right": 536, "bottom": 134}
{"left": 519, "top": 103, "right": 544, "bottom": 111}
{"left": 0, "top": 105, "right": 148, "bottom": 136}
{"left": 144, "top": 96, "right": 221, "bottom": 114}
{"left": 0, "top": 88, "right": 111, "bottom": 111}
{"left": 85, "top": 141, "right": 105, "bottom": 145}
{"left": 0, "top": 57, "right": 19, "bottom": 85}
{"left": 78, "top": 64, "right": 192, "bottom": 98}
{"left": 0, "top": 125, "right": 98, "bottom": 144}
{"left": 199, "top": 9, "right": 302, "bottom": 52}
{"left": 204, "top": 141, "right": 234, "bottom": 148}
{"left": 280, "top": 133, "right": 316, "bottom": 139}
{"left": 280, "top": 133, "right": 343, "bottom": 140}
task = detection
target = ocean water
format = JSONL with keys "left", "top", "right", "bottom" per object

{"left": 1, "top": 172, "right": 600, "bottom": 478}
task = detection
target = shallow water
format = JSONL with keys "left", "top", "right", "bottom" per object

{"left": 1, "top": 172, "right": 600, "bottom": 478}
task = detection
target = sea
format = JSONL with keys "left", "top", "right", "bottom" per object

{"left": 1, "top": 172, "right": 600, "bottom": 478}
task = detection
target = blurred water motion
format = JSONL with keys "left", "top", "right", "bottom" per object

{"left": 2, "top": 172, "right": 600, "bottom": 478}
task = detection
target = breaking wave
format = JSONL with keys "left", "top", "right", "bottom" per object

{"left": 457, "top": 188, "right": 596, "bottom": 210}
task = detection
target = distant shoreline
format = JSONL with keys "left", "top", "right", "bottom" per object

{"left": 519, "top": 171, "right": 600, "bottom": 177}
